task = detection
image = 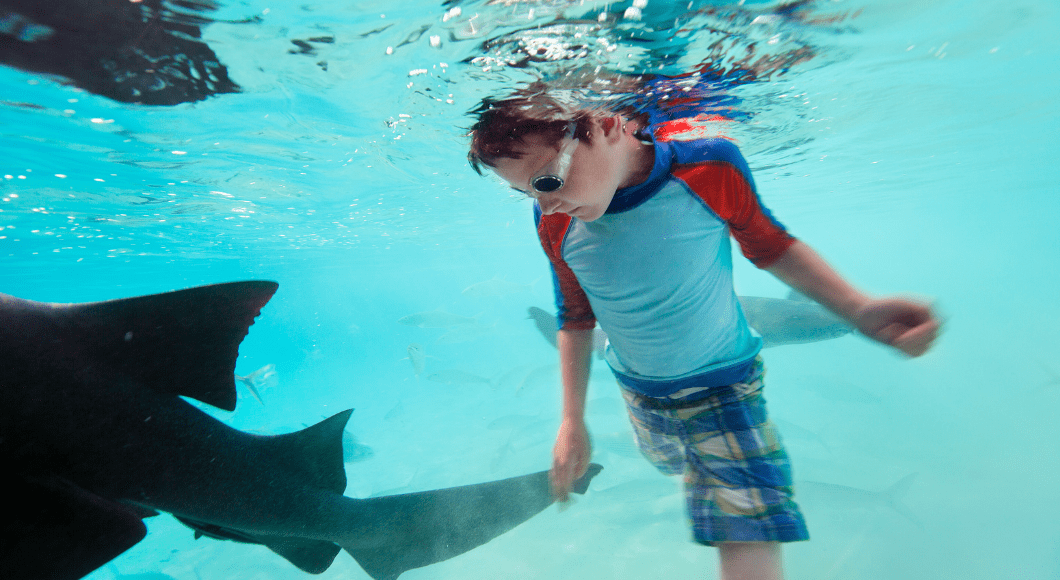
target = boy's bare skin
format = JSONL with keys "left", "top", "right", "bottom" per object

{"left": 491, "top": 113, "right": 939, "bottom": 580}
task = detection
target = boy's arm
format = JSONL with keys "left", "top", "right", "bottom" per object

{"left": 551, "top": 327, "right": 595, "bottom": 501}
{"left": 763, "top": 240, "right": 939, "bottom": 357}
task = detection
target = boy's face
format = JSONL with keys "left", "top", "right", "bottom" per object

{"left": 491, "top": 121, "right": 628, "bottom": 222}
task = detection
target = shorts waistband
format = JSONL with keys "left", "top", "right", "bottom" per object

{"left": 609, "top": 357, "right": 757, "bottom": 398}
{"left": 620, "top": 356, "right": 765, "bottom": 410}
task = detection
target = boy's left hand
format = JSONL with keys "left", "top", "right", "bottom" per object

{"left": 853, "top": 298, "right": 939, "bottom": 357}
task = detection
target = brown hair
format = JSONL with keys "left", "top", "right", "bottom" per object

{"left": 466, "top": 83, "right": 595, "bottom": 175}
{"left": 466, "top": 69, "right": 654, "bottom": 174}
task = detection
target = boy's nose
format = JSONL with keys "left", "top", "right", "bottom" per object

{"left": 538, "top": 195, "right": 562, "bottom": 215}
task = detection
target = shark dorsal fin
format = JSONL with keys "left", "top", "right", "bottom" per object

{"left": 60, "top": 281, "right": 278, "bottom": 411}
{"left": 265, "top": 409, "right": 352, "bottom": 495}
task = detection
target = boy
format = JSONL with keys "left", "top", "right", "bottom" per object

{"left": 467, "top": 90, "right": 938, "bottom": 580}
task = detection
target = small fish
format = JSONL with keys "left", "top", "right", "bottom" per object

{"left": 586, "top": 396, "right": 625, "bottom": 417}
{"left": 595, "top": 430, "right": 642, "bottom": 459}
{"left": 398, "top": 310, "right": 476, "bottom": 328}
{"left": 525, "top": 307, "right": 604, "bottom": 358}
{"left": 1033, "top": 360, "right": 1060, "bottom": 394}
{"left": 515, "top": 364, "right": 558, "bottom": 395}
{"left": 106, "top": 563, "right": 180, "bottom": 580}
{"left": 490, "top": 418, "right": 554, "bottom": 471}
{"left": 405, "top": 344, "right": 425, "bottom": 379}
{"left": 795, "top": 375, "right": 884, "bottom": 405}
{"left": 461, "top": 278, "right": 534, "bottom": 299}
{"left": 342, "top": 430, "right": 375, "bottom": 464}
{"left": 486, "top": 414, "right": 541, "bottom": 431}
{"left": 772, "top": 417, "right": 832, "bottom": 454}
{"left": 493, "top": 364, "right": 532, "bottom": 391}
{"left": 427, "top": 369, "right": 493, "bottom": 386}
{"left": 383, "top": 400, "right": 407, "bottom": 422}
{"left": 234, "top": 363, "right": 277, "bottom": 405}
{"left": 526, "top": 307, "right": 558, "bottom": 348}
{"left": 596, "top": 478, "right": 683, "bottom": 503}
{"left": 435, "top": 322, "right": 495, "bottom": 344}
{"left": 798, "top": 473, "right": 921, "bottom": 527}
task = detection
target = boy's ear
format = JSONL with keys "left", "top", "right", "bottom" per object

{"left": 598, "top": 115, "right": 624, "bottom": 143}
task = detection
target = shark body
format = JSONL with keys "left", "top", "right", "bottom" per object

{"left": 529, "top": 293, "right": 852, "bottom": 351}
{"left": 737, "top": 294, "right": 853, "bottom": 347}
{"left": 0, "top": 281, "right": 600, "bottom": 580}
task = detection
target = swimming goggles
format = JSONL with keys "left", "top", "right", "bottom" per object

{"left": 529, "top": 122, "right": 578, "bottom": 195}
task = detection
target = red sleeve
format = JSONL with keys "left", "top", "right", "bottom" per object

{"left": 536, "top": 213, "right": 596, "bottom": 331}
{"left": 672, "top": 163, "right": 796, "bottom": 268}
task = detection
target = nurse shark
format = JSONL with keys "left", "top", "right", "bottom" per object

{"left": 737, "top": 293, "right": 853, "bottom": 347}
{"left": 0, "top": 281, "right": 601, "bottom": 580}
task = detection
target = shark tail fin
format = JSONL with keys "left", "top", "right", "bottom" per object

{"left": 882, "top": 473, "right": 922, "bottom": 528}
{"left": 342, "top": 464, "right": 603, "bottom": 580}
{"left": 64, "top": 281, "right": 278, "bottom": 411}
{"left": 173, "top": 410, "right": 353, "bottom": 574}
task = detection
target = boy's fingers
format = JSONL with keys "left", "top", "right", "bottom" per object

{"left": 550, "top": 463, "right": 572, "bottom": 501}
{"left": 894, "top": 319, "right": 939, "bottom": 357}
{"left": 551, "top": 454, "right": 589, "bottom": 501}
{"left": 855, "top": 299, "right": 940, "bottom": 356}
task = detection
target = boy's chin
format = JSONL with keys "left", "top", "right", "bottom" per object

{"left": 567, "top": 207, "right": 602, "bottom": 221}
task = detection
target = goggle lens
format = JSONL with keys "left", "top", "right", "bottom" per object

{"left": 532, "top": 175, "right": 564, "bottom": 193}
{"left": 529, "top": 122, "right": 578, "bottom": 196}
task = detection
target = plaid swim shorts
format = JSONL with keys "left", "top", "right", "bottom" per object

{"left": 621, "top": 359, "right": 810, "bottom": 545}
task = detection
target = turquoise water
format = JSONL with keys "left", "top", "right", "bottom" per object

{"left": 3, "top": 0, "right": 1059, "bottom": 578}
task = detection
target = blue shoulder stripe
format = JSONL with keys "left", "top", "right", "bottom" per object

{"left": 667, "top": 138, "right": 758, "bottom": 193}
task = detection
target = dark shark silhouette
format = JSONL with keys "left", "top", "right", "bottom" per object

{"left": 0, "top": 0, "right": 240, "bottom": 105}
{"left": 0, "top": 281, "right": 602, "bottom": 580}
{"left": 529, "top": 292, "right": 852, "bottom": 351}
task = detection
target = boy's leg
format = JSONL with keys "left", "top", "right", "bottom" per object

{"left": 718, "top": 542, "right": 783, "bottom": 580}
{"left": 621, "top": 387, "right": 688, "bottom": 476}
{"left": 620, "top": 360, "right": 807, "bottom": 579}
{"left": 680, "top": 361, "right": 808, "bottom": 555}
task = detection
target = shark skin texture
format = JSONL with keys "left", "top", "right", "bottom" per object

{"left": 0, "top": 281, "right": 602, "bottom": 580}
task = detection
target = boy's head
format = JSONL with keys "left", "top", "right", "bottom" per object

{"left": 466, "top": 86, "right": 594, "bottom": 177}
{"left": 467, "top": 85, "right": 654, "bottom": 222}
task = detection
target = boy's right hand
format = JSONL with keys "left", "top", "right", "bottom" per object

{"left": 853, "top": 297, "right": 940, "bottom": 357}
{"left": 551, "top": 416, "right": 591, "bottom": 502}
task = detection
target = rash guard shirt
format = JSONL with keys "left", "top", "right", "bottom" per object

{"left": 534, "top": 132, "right": 795, "bottom": 398}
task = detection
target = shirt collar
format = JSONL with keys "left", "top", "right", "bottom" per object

{"left": 605, "top": 137, "right": 672, "bottom": 214}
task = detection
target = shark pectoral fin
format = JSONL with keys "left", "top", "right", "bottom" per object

{"left": 64, "top": 281, "right": 279, "bottom": 411}
{"left": 342, "top": 464, "right": 603, "bottom": 580}
{"left": 2, "top": 475, "right": 147, "bottom": 580}
{"left": 261, "top": 537, "right": 343, "bottom": 574}
{"left": 173, "top": 516, "right": 341, "bottom": 574}
{"left": 174, "top": 515, "right": 260, "bottom": 544}
{"left": 119, "top": 501, "right": 161, "bottom": 519}
{"left": 570, "top": 463, "right": 603, "bottom": 494}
